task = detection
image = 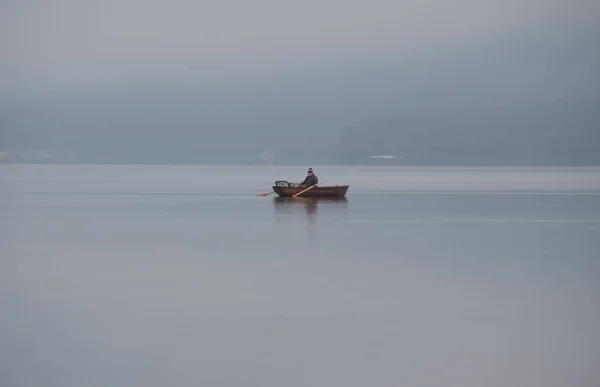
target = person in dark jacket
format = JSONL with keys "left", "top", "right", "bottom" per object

{"left": 298, "top": 168, "right": 319, "bottom": 187}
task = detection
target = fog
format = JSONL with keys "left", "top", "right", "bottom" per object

{"left": 2, "top": 0, "right": 599, "bottom": 164}
{"left": 2, "top": 4, "right": 600, "bottom": 386}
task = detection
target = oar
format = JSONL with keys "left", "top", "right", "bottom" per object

{"left": 292, "top": 183, "right": 319, "bottom": 198}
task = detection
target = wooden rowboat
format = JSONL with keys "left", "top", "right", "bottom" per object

{"left": 272, "top": 181, "right": 349, "bottom": 198}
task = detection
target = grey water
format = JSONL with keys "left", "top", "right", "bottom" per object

{"left": 1, "top": 165, "right": 600, "bottom": 387}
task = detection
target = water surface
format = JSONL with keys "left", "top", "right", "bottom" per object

{"left": 1, "top": 165, "right": 599, "bottom": 387}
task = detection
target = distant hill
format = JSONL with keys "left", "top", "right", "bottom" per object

{"left": 338, "top": 101, "right": 600, "bottom": 166}
{"left": 337, "top": 27, "right": 600, "bottom": 166}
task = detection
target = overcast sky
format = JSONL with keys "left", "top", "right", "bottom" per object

{"left": 1, "top": 0, "right": 598, "bottom": 164}
{"left": 2, "top": 0, "right": 598, "bottom": 98}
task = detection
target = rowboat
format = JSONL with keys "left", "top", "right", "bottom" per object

{"left": 272, "top": 181, "right": 349, "bottom": 198}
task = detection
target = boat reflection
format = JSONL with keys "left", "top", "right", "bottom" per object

{"left": 273, "top": 197, "right": 349, "bottom": 243}
{"left": 272, "top": 197, "right": 349, "bottom": 219}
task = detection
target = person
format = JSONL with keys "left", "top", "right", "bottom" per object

{"left": 298, "top": 168, "right": 319, "bottom": 187}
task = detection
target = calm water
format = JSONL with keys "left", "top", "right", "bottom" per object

{"left": 1, "top": 165, "right": 600, "bottom": 387}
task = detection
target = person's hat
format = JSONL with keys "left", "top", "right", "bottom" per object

{"left": 308, "top": 168, "right": 313, "bottom": 173}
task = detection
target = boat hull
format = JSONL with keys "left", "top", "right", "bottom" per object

{"left": 272, "top": 185, "right": 349, "bottom": 198}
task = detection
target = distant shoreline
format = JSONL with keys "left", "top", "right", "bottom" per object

{"left": 2, "top": 162, "right": 600, "bottom": 169}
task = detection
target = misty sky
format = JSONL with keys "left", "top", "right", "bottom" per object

{"left": 2, "top": 0, "right": 598, "bottom": 98}
{"left": 1, "top": 0, "right": 599, "bottom": 164}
